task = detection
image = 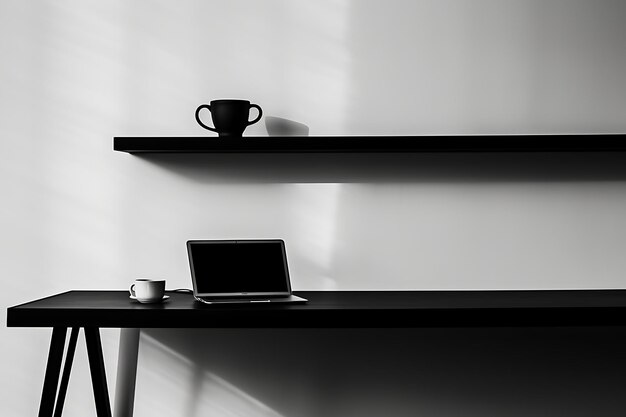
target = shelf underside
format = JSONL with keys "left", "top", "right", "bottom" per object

{"left": 114, "top": 135, "right": 626, "bottom": 154}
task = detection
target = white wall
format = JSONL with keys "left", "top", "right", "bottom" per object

{"left": 2, "top": 1, "right": 626, "bottom": 416}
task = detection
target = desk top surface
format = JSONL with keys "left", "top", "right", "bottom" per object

{"left": 7, "top": 290, "right": 626, "bottom": 328}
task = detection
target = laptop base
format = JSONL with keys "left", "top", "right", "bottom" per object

{"left": 194, "top": 294, "right": 308, "bottom": 305}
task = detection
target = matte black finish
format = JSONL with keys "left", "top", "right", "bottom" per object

{"left": 8, "top": 290, "right": 626, "bottom": 328}
{"left": 53, "top": 327, "right": 79, "bottom": 417}
{"left": 195, "top": 99, "right": 263, "bottom": 137}
{"left": 38, "top": 327, "right": 66, "bottom": 417}
{"left": 113, "top": 134, "right": 626, "bottom": 153}
{"left": 84, "top": 327, "right": 112, "bottom": 417}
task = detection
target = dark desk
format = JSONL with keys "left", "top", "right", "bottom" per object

{"left": 8, "top": 289, "right": 626, "bottom": 417}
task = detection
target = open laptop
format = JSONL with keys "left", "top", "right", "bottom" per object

{"left": 187, "top": 239, "right": 307, "bottom": 304}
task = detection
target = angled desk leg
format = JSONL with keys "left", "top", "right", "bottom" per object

{"left": 38, "top": 327, "right": 81, "bottom": 417}
{"left": 53, "top": 327, "right": 80, "bottom": 417}
{"left": 38, "top": 327, "right": 67, "bottom": 417}
{"left": 114, "top": 329, "right": 140, "bottom": 417}
{"left": 85, "top": 327, "right": 112, "bottom": 417}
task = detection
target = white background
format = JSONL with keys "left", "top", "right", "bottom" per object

{"left": 2, "top": 1, "right": 626, "bottom": 416}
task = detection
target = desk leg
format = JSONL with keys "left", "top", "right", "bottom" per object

{"left": 52, "top": 327, "right": 79, "bottom": 417}
{"left": 38, "top": 327, "right": 67, "bottom": 417}
{"left": 85, "top": 327, "right": 112, "bottom": 417}
{"left": 114, "top": 329, "right": 140, "bottom": 417}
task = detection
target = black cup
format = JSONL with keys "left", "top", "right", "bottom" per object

{"left": 195, "top": 99, "right": 263, "bottom": 137}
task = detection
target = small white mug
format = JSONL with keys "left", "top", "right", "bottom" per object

{"left": 129, "top": 279, "right": 166, "bottom": 302}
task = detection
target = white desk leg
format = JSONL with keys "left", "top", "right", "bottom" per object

{"left": 114, "top": 328, "right": 140, "bottom": 417}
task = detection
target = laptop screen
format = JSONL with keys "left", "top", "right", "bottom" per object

{"left": 188, "top": 240, "right": 292, "bottom": 297}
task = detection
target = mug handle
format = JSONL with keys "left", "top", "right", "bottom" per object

{"left": 129, "top": 284, "right": 136, "bottom": 297}
{"left": 247, "top": 103, "right": 263, "bottom": 126}
{"left": 195, "top": 104, "right": 218, "bottom": 132}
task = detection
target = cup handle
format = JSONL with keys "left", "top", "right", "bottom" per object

{"left": 129, "top": 284, "right": 136, "bottom": 297}
{"left": 247, "top": 104, "right": 263, "bottom": 126}
{"left": 195, "top": 104, "right": 218, "bottom": 132}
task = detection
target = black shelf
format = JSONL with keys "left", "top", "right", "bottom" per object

{"left": 113, "top": 134, "right": 626, "bottom": 154}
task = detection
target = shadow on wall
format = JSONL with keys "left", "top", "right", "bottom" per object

{"left": 132, "top": 152, "right": 626, "bottom": 184}
{"left": 135, "top": 327, "right": 626, "bottom": 417}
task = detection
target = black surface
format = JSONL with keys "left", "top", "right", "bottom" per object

{"left": 113, "top": 135, "right": 626, "bottom": 153}
{"left": 188, "top": 240, "right": 291, "bottom": 296}
{"left": 7, "top": 290, "right": 626, "bottom": 328}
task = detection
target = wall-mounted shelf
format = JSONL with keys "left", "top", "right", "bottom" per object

{"left": 113, "top": 134, "right": 626, "bottom": 154}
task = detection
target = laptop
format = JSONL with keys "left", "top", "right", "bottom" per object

{"left": 187, "top": 239, "right": 307, "bottom": 304}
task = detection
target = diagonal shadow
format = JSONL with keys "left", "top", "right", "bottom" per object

{"left": 138, "top": 326, "right": 626, "bottom": 417}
